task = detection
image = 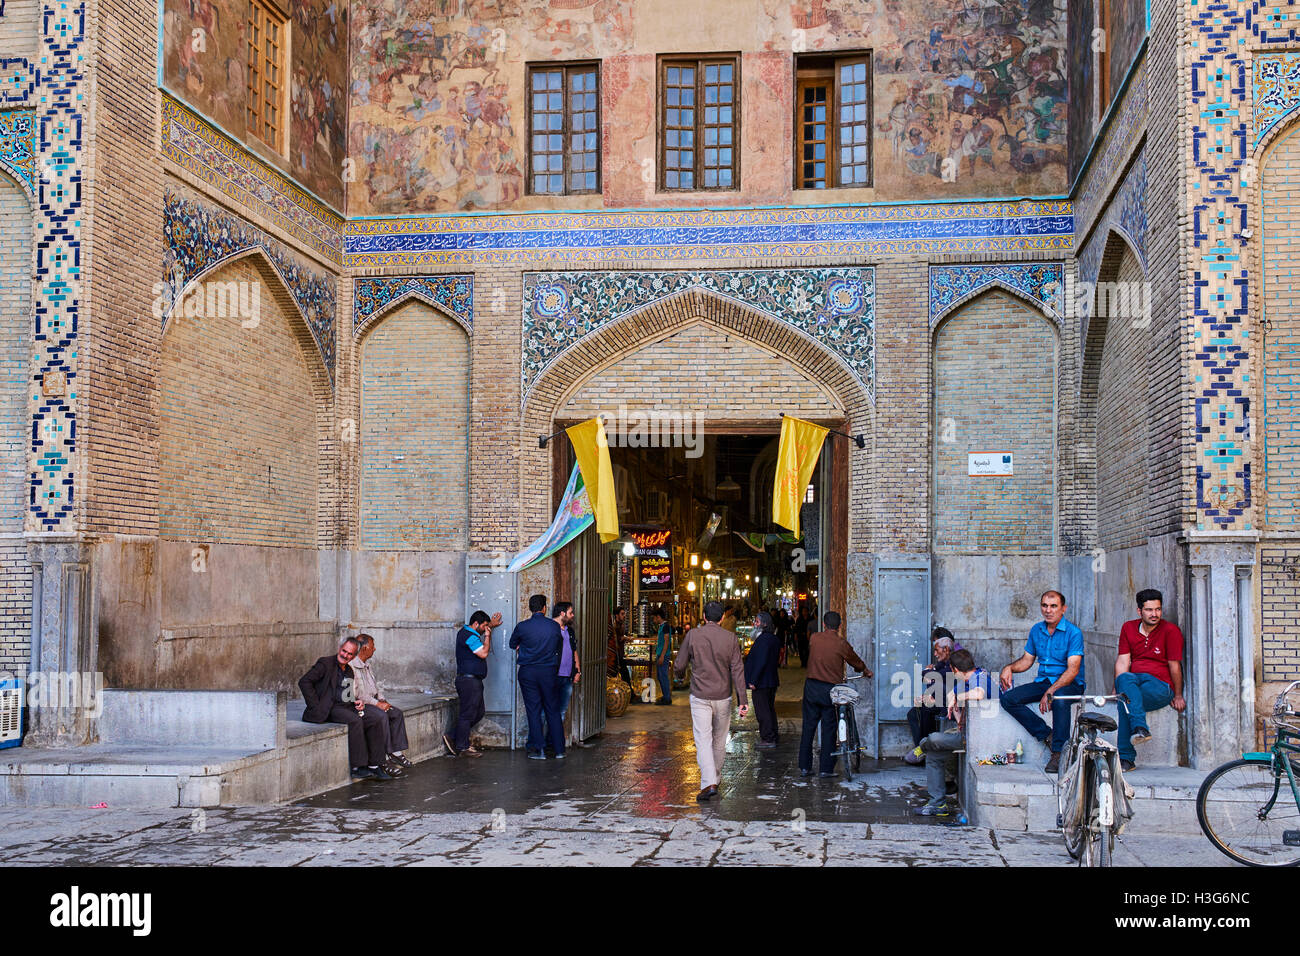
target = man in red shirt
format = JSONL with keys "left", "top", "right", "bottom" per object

{"left": 1114, "top": 588, "right": 1186, "bottom": 771}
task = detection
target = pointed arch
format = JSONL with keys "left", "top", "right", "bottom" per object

{"left": 354, "top": 289, "right": 471, "bottom": 343}
{"left": 929, "top": 278, "right": 1063, "bottom": 331}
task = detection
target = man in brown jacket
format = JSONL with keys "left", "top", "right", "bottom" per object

{"left": 673, "top": 600, "right": 749, "bottom": 802}
{"left": 800, "top": 611, "right": 872, "bottom": 777}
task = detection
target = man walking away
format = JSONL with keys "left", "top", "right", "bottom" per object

{"left": 1114, "top": 588, "right": 1185, "bottom": 771}
{"left": 673, "top": 600, "right": 749, "bottom": 802}
{"left": 549, "top": 601, "right": 581, "bottom": 746}
{"left": 510, "top": 594, "right": 566, "bottom": 759}
{"left": 914, "top": 648, "right": 992, "bottom": 816}
{"left": 800, "top": 611, "right": 872, "bottom": 777}
{"left": 745, "top": 611, "right": 781, "bottom": 748}
{"left": 999, "top": 590, "right": 1085, "bottom": 774}
{"left": 298, "top": 637, "right": 392, "bottom": 780}
{"left": 652, "top": 607, "right": 673, "bottom": 705}
{"left": 351, "top": 633, "right": 411, "bottom": 775}
{"left": 445, "top": 610, "right": 502, "bottom": 757}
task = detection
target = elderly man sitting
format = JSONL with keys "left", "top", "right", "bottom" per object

{"left": 903, "top": 628, "right": 959, "bottom": 765}
{"left": 351, "top": 633, "right": 412, "bottom": 776}
{"left": 298, "top": 637, "right": 393, "bottom": 780}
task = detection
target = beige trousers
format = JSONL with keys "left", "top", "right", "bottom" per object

{"left": 689, "top": 695, "right": 732, "bottom": 789}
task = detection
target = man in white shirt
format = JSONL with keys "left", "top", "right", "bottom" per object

{"left": 352, "top": 633, "right": 412, "bottom": 776}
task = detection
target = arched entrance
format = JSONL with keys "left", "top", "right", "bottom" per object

{"left": 522, "top": 288, "right": 871, "bottom": 742}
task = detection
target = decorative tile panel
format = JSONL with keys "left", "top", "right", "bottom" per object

{"left": 521, "top": 268, "right": 874, "bottom": 403}
{"left": 162, "top": 189, "right": 337, "bottom": 381}
{"left": 1188, "top": 0, "right": 1252, "bottom": 530}
{"left": 160, "top": 95, "right": 343, "bottom": 264}
{"left": 1251, "top": 0, "right": 1300, "bottom": 44}
{"left": 0, "top": 108, "right": 34, "bottom": 194}
{"left": 29, "top": 1, "right": 85, "bottom": 529}
{"left": 353, "top": 276, "right": 473, "bottom": 334}
{"left": 346, "top": 203, "right": 1074, "bottom": 267}
{"left": 928, "top": 263, "right": 1066, "bottom": 325}
{"left": 1078, "top": 149, "right": 1148, "bottom": 294}
{"left": 0, "top": 58, "right": 35, "bottom": 105}
{"left": 1254, "top": 52, "right": 1300, "bottom": 149}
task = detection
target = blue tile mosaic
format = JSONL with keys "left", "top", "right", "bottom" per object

{"left": 353, "top": 275, "right": 473, "bottom": 334}
{"left": 521, "top": 268, "right": 874, "bottom": 404}
{"left": 0, "top": 108, "right": 34, "bottom": 194}
{"left": 928, "top": 262, "right": 1065, "bottom": 325}
{"left": 0, "top": 58, "right": 34, "bottom": 105}
{"left": 1254, "top": 52, "right": 1300, "bottom": 149}
{"left": 162, "top": 188, "right": 337, "bottom": 381}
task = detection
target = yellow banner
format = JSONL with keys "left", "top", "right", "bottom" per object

{"left": 772, "top": 416, "right": 828, "bottom": 538}
{"left": 567, "top": 417, "right": 620, "bottom": 543}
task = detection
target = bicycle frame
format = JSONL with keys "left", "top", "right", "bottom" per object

{"left": 1239, "top": 719, "right": 1300, "bottom": 818}
{"left": 1054, "top": 693, "right": 1132, "bottom": 863}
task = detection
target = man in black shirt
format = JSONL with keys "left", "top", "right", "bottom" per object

{"left": 445, "top": 610, "right": 502, "bottom": 757}
{"left": 298, "top": 637, "right": 392, "bottom": 779}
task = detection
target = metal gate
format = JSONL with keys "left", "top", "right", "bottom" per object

{"left": 570, "top": 525, "right": 609, "bottom": 741}
{"left": 873, "top": 559, "right": 931, "bottom": 755}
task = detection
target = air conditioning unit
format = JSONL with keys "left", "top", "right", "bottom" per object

{"left": 0, "top": 677, "right": 21, "bottom": 749}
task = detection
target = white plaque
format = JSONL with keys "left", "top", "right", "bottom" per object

{"left": 968, "top": 452, "right": 1013, "bottom": 477}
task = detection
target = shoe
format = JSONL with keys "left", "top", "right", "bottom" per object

{"left": 462, "top": 745, "right": 484, "bottom": 758}
{"left": 442, "top": 734, "right": 459, "bottom": 757}
{"left": 913, "top": 800, "right": 949, "bottom": 816}
{"left": 1044, "top": 752, "right": 1061, "bottom": 774}
{"left": 655, "top": 699, "right": 672, "bottom": 706}
{"left": 553, "top": 752, "right": 566, "bottom": 759}
{"left": 527, "top": 750, "right": 546, "bottom": 760}
{"left": 904, "top": 746, "right": 925, "bottom": 765}
{"left": 756, "top": 741, "right": 777, "bottom": 749}
{"left": 370, "top": 766, "right": 394, "bottom": 780}
{"left": 389, "top": 753, "right": 414, "bottom": 769}
{"left": 1130, "top": 727, "right": 1152, "bottom": 746}
{"left": 799, "top": 768, "right": 813, "bottom": 777}
{"left": 1121, "top": 759, "right": 1136, "bottom": 772}
{"left": 351, "top": 766, "right": 376, "bottom": 779}
{"left": 381, "top": 759, "right": 405, "bottom": 777}
{"left": 818, "top": 771, "right": 836, "bottom": 778}
{"left": 696, "top": 785, "right": 718, "bottom": 802}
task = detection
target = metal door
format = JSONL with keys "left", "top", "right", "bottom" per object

{"left": 873, "top": 560, "right": 931, "bottom": 750}
{"left": 465, "top": 557, "right": 519, "bottom": 748}
{"left": 571, "top": 526, "right": 609, "bottom": 741}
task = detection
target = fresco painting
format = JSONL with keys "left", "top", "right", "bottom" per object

{"left": 164, "top": 0, "right": 348, "bottom": 209}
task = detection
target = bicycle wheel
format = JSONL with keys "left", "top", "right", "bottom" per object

{"left": 1197, "top": 757, "right": 1300, "bottom": 866}
{"left": 847, "top": 711, "right": 862, "bottom": 774}
{"left": 1059, "top": 751, "right": 1085, "bottom": 858}
{"left": 839, "top": 709, "right": 853, "bottom": 782}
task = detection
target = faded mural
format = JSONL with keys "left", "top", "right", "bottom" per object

{"left": 163, "top": 0, "right": 348, "bottom": 209}
{"left": 347, "top": 0, "right": 1068, "bottom": 214}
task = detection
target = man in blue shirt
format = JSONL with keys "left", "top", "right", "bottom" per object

{"left": 652, "top": 607, "right": 673, "bottom": 705}
{"left": 509, "top": 593, "right": 566, "bottom": 759}
{"left": 999, "top": 589, "right": 1086, "bottom": 773}
{"left": 914, "top": 648, "right": 993, "bottom": 815}
{"left": 444, "top": 609, "right": 502, "bottom": 757}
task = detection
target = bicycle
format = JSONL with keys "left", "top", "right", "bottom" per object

{"left": 830, "top": 675, "right": 864, "bottom": 781}
{"left": 1053, "top": 692, "right": 1134, "bottom": 867}
{"left": 1196, "top": 679, "right": 1300, "bottom": 866}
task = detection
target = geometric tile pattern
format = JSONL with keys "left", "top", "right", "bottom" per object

{"left": 521, "top": 268, "right": 875, "bottom": 403}
{"left": 928, "top": 262, "right": 1065, "bottom": 325}
{"left": 162, "top": 189, "right": 337, "bottom": 382}
{"left": 160, "top": 95, "right": 343, "bottom": 264}
{"left": 0, "top": 108, "right": 35, "bottom": 195}
{"left": 1254, "top": 52, "right": 1300, "bottom": 149}
{"left": 353, "top": 275, "right": 473, "bottom": 334}
{"left": 1189, "top": 0, "right": 1252, "bottom": 529}
{"left": 346, "top": 203, "right": 1074, "bottom": 267}
{"left": 30, "top": 2, "right": 85, "bottom": 529}
{"left": 0, "top": 57, "right": 35, "bottom": 105}
{"left": 1251, "top": 0, "right": 1300, "bottom": 44}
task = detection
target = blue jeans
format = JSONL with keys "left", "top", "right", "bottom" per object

{"left": 1000, "top": 678, "right": 1084, "bottom": 754}
{"left": 656, "top": 661, "right": 673, "bottom": 703}
{"left": 1115, "top": 672, "right": 1173, "bottom": 762}
{"left": 545, "top": 675, "right": 574, "bottom": 747}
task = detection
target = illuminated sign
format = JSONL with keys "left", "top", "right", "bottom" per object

{"left": 631, "top": 529, "right": 671, "bottom": 550}
{"left": 639, "top": 557, "right": 673, "bottom": 590}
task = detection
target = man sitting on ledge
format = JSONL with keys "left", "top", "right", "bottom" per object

{"left": 1114, "top": 588, "right": 1185, "bottom": 772}
{"left": 351, "top": 633, "right": 411, "bottom": 776}
{"left": 298, "top": 637, "right": 394, "bottom": 781}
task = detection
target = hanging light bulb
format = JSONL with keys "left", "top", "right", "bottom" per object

{"left": 702, "top": 559, "right": 711, "bottom": 571}
{"left": 687, "top": 581, "right": 696, "bottom": 592}
{"left": 622, "top": 540, "right": 635, "bottom": 557}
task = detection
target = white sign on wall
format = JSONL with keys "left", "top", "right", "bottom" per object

{"left": 968, "top": 453, "right": 1013, "bottom": 477}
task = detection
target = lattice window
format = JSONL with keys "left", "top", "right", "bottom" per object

{"left": 527, "top": 63, "right": 600, "bottom": 195}
{"left": 660, "top": 56, "right": 738, "bottom": 190}
{"left": 247, "top": 0, "right": 286, "bottom": 153}
{"left": 795, "top": 53, "right": 872, "bottom": 189}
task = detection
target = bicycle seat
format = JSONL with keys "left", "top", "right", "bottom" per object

{"left": 830, "top": 684, "right": 860, "bottom": 705}
{"left": 1077, "top": 711, "right": 1117, "bottom": 732}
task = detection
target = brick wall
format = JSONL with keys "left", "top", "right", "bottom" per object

{"left": 0, "top": 0, "right": 37, "bottom": 59}
{"left": 360, "top": 300, "right": 470, "bottom": 550}
{"left": 0, "top": 171, "right": 31, "bottom": 673}
{"left": 1096, "top": 245, "right": 1150, "bottom": 550}
{"left": 1263, "top": 126, "right": 1300, "bottom": 528}
{"left": 159, "top": 257, "right": 320, "bottom": 546}
{"left": 1261, "top": 545, "right": 1300, "bottom": 682}
{"left": 932, "top": 290, "right": 1056, "bottom": 553}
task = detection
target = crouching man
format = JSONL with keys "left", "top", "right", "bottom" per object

{"left": 913, "top": 648, "right": 993, "bottom": 816}
{"left": 298, "top": 637, "right": 393, "bottom": 780}
{"left": 351, "top": 633, "right": 412, "bottom": 776}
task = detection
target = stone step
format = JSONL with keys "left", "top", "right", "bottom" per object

{"left": 966, "top": 761, "right": 1206, "bottom": 834}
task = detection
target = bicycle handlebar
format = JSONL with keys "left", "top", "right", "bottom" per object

{"left": 1051, "top": 692, "right": 1130, "bottom": 713}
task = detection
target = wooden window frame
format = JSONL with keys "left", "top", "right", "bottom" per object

{"left": 794, "top": 51, "right": 873, "bottom": 190}
{"left": 247, "top": 0, "right": 288, "bottom": 155}
{"left": 525, "top": 61, "right": 602, "bottom": 197}
{"left": 658, "top": 54, "right": 741, "bottom": 192}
